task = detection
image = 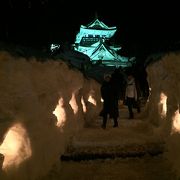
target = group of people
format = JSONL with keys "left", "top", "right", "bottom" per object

{"left": 100, "top": 69, "right": 141, "bottom": 129}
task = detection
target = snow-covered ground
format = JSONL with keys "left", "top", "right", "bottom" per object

{"left": 40, "top": 107, "right": 176, "bottom": 180}
{"left": 44, "top": 156, "right": 176, "bottom": 180}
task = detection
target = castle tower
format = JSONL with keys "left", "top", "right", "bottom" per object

{"left": 73, "top": 17, "right": 133, "bottom": 67}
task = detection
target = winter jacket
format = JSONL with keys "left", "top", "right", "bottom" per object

{"left": 125, "top": 78, "right": 137, "bottom": 100}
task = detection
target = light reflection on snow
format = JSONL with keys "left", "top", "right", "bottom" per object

{"left": 158, "top": 92, "right": 167, "bottom": 118}
{"left": 69, "top": 93, "right": 78, "bottom": 114}
{"left": 88, "top": 94, "right": 96, "bottom": 106}
{"left": 146, "top": 87, "right": 151, "bottom": 102}
{"left": 81, "top": 97, "right": 87, "bottom": 113}
{"left": 53, "top": 97, "right": 66, "bottom": 128}
{"left": 0, "top": 123, "right": 32, "bottom": 169}
{"left": 172, "top": 110, "right": 180, "bottom": 134}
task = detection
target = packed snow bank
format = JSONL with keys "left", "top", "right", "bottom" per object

{"left": 0, "top": 51, "right": 102, "bottom": 180}
{"left": 146, "top": 52, "right": 180, "bottom": 177}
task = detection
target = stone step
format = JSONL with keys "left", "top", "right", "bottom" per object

{"left": 61, "top": 142, "right": 165, "bottom": 161}
{"left": 61, "top": 107, "right": 165, "bottom": 162}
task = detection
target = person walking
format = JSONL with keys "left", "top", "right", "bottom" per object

{"left": 100, "top": 74, "right": 119, "bottom": 129}
{"left": 125, "top": 74, "right": 138, "bottom": 119}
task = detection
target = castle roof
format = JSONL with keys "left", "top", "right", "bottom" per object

{"left": 82, "top": 18, "right": 116, "bottom": 30}
{"left": 75, "top": 19, "right": 117, "bottom": 44}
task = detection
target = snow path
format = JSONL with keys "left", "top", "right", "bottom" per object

{"left": 41, "top": 106, "right": 177, "bottom": 180}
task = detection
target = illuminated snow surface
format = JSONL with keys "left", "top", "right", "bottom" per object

{"left": 0, "top": 51, "right": 180, "bottom": 180}
{"left": 40, "top": 107, "right": 176, "bottom": 180}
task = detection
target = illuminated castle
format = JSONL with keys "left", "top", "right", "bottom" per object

{"left": 73, "top": 17, "right": 133, "bottom": 67}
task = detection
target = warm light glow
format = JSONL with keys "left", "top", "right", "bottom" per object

{"left": 88, "top": 94, "right": 97, "bottom": 106}
{"left": 158, "top": 92, "right": 167, "bottom": 118}
{"left": 0, "top": 123, "right": 32, "bottom": 169}
{"left": 53, "top": 97, "right": 66, "bottom": 128}
{"left": 101, "top": 98, "right": 104, "bottom": 102}
{"left": 172, "top": 110, "right": 180, "bottom": 134}
{"left": 81, "top": 97, "right": 87, "bottom": 113}
{"left": 69, "top": 93, "right": 78, "bottom": 114}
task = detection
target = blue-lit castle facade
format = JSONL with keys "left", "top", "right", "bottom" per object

{"left": 73, "top": 18, "right": 134, "bottom": 67}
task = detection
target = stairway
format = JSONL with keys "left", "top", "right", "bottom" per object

{"left": 61, "top": 107, "right": 165, "bottom": 161}
{"left": 42, "top": 107, "right": 177, "bottom": 180}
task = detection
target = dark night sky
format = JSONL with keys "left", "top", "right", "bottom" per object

{"left": 0, "top": 0, "right": 180, "bottom": 56}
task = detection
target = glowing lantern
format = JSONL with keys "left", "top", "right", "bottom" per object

{"left": 0, "top": 123, "right": 32, "bottom": 169}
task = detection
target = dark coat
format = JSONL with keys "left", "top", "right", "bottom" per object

{"left": 111, "top": 69, "right": 126, "bottom": 100}
{"left": 100, "top": 80, "right": 119, "bottom": 119}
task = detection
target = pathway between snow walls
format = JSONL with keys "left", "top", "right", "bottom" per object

{"left": 0, "top": 51, "right": 102, "bottom": 180}
{"left": 145, "top": 52, "right": 180, "bottom": 178}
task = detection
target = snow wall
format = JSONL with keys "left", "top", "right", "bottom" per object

{"left": 146, "top": 52, "right": 180, "bottom": 178}
{"left": 1, "top": 50, "right": 180, "bottom": 179}
{"left": 0, "top": 51, "right": 102, "bottom": 180}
